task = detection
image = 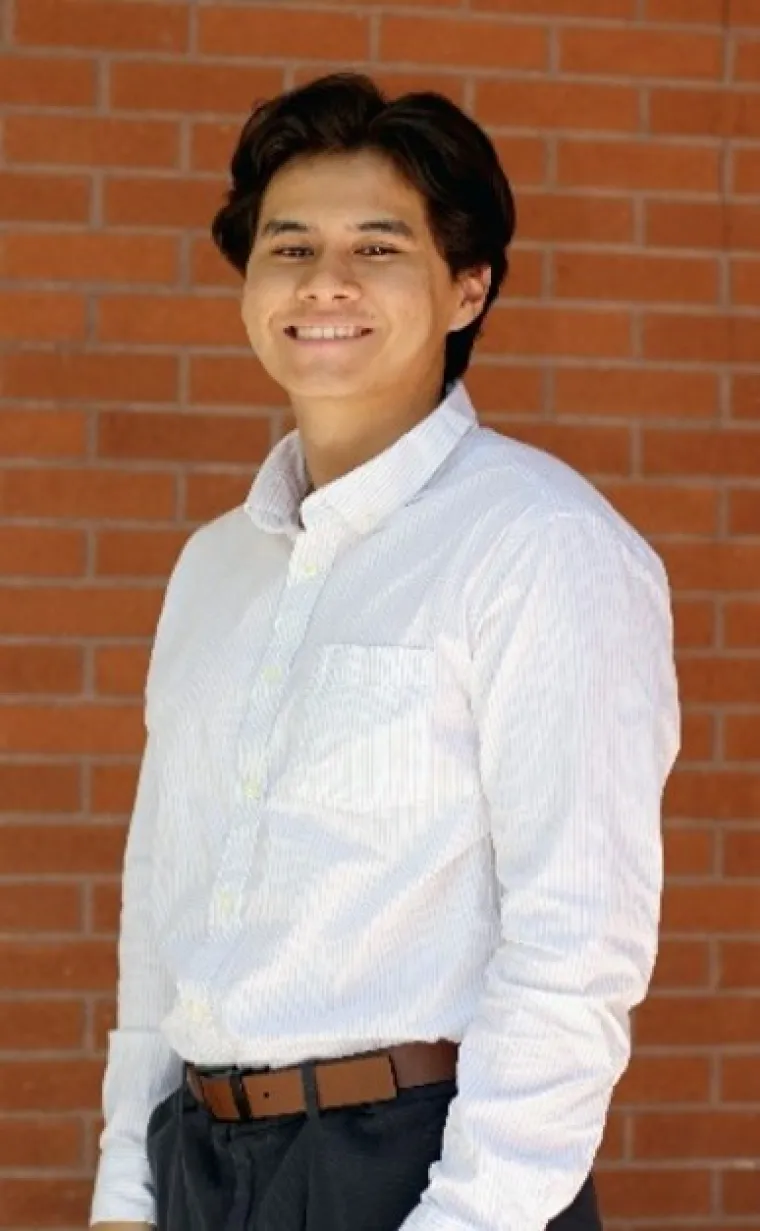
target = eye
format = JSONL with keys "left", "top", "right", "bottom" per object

{"left": 272, "top": 246, "right": 312, "bottom": 258}
{"left": 358, "top": 245, "right": 397, "bottom": 257}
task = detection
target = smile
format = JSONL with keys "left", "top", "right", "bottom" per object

{"left": 285, "top": 325, "right": 374, "bottom": 341}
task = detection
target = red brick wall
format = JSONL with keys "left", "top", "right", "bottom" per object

{"left": 1, "top": 1, "right": 759, "bottom": 1227}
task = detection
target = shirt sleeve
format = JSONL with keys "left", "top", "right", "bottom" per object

{"left": 399, "top": 511, "right": 681, "bottom": 1231}
{"left": 89, "top": 541, "right": 197, "bottom": 1226}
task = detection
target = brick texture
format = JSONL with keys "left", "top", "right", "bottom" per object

{"left": 0, "top": 2, "right": 758, "bottom": 1229}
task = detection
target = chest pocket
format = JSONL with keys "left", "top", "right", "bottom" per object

{"left": 279, "top": 643, "right": 434, "bottom": 814}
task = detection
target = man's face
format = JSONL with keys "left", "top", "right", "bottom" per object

{"left": 241, "top": 149, "right": 486, "bottom": 406}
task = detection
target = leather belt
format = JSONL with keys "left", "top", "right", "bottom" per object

{"left": 186, "top": 1039, "right": 458, "bottom": 1122}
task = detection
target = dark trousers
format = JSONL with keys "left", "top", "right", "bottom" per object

{"left": 147, "top": 1072, "right": 602, "bottom": 1231}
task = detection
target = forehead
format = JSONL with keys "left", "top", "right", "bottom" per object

{"left": 259, "top": 150, "right": 428, "bottom": 228}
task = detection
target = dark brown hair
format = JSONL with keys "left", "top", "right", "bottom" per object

{"left": 211, "top": 72, "right": 516, "bottom": 390}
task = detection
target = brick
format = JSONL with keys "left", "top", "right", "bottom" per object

{"left": 0, "top": 1117, "right": 83, "bottom": 1168}
{"left": 95, "top": 529, "right": 188, "bottom": 581}
{"left": 2, "top": 231, "right": 179, "bottom": 284}
{"left": 474, "top": 0, "right": 634, "bottom": 13}
{"left": 0, "top": 291, "right": 86, "bottom": 342}
{"left": 666, "top": 770, "right": 760, "bottom": 819}
{"left": 645, "top": 0, "right": 724, "bottom": 18}
{"left": 724, "top": 1170, "right": 760, "bottom": 1216}
{"left": 98, "top": 409, "right": 271, "bottom": 464}
{"left": 725, "top": 601, "right": 760, "bottom": 647}
{"left": 635, "top": 1110, "right": 760, "bottom": 1160}
{"left": 13, "top": 0, "right": 188, "bottom": 51}
{"left": 0, "top": 762, "right": 81, "bottom": 814}
{"left": 732, "top": 374, "right": 760, "bottom": 419}
{"left": 735, "top": 147, "right": 760, "bottom": 194}
{"left": 491, "top": 135, "right": 548, "bottom": 187}
{"left": 650, "top": 939, "right": 710, "bottom": 988}
{"left": 616, "top": 1053, "right": 710, "bottom": 1104}
{"left": 555, "top": 250, "right": 719, "bottom": 304}
{"left": 95, "top": 646, "right": 151, "bottom": 695}
{"left": 0, "top": 54, "right": 95, "bottom": 105}
{"left": 344, "top": 68, "right": 467, "bottom": 105}
{"left": 597, "top": 1111, "right": 624, "bottom": 1161}
{"left": 662, "top": 883, "right": 760, "bottom": 932}
{"left": 599, "top": 483, "right": 718, "bottom": 534}
{"left": 0, "top": 586, "right": 162, "bottom": 637}
{"left": 487, "top": 421, "right": 631, "bottom": 475}
{"left": 0, "top": 883, "right": 82, "bottom": 932}
{"left": 92, "top": 882, "right": 121, "bottom": 933}
{"left": 558, "top": 138, "right": 720, "bottom": 192}
{"left": 379, "top": 15, "right": 548, "bottom": 71}
{"left": 719, "top": 941, "right": 760, "bottom": 989}
{"left": 199, "top": 7, "right": 370, "bottom": 60}
{"left": 557, "top": 368, "right": 718, "bottom": 420}
{"left": 191, "top": 121, "right": 244, "bottom": 173}
{"left": 0, "top": 827, "right": 124, "bottom": 876}
{"left": 725, "top": 713, "right": 760, "bottom": 760}
{"left": 103, "top": 174, "right": 222, "bottom": 228}
{"left": 637, "top": 994, "right": 760, "bottom": 1044}
{"left": 0, "top": 408, "right": 87, "bottom": 458}
{"left": 0, "top": 1177, "right": 92, "bottom": 1227}
{"left": 659, "top": 542, "right": 760, "bottom": 589}
{"left": 732, "top": 257, "right": 760, "bottom": 305}
{"left": 679, "top": 711, "right": 714, "bottom": 760}
{"left": 673, "top": 599, "right": 716, "bottom": 648}
{"left": 643, "top": 429, "right": 760, "bottom": 478}
{"left": 643, "top": 313, "right": 760, "bottom": 364}
{"left": 110, "top": 60, "right": 283, "bottom": 115}
{"left": 0, "top": 1000, "right": 84, "bottom": 1050}
{"left": 0, "top": 941, "right": 116, "bottom": 992}
{"left": 677, "top": 657, "right": 760, "bottom": 703}
{"left": 91, "top": 762, "right": 140, "bottom": 814}
{"left": 724, "top": 829, "right": 760, "bottom": 876}
{"left": 1, "top": 467, "right": 176, "bottom": 519}
{"left": 458, "top": 364, "right": 544, "bottom": 416}
{"left": 0, "top": 704, "right": 143, "bottom": 755}
{"left": 0, "top": 1058, "right": 103, "bottom": 1110}
{"left": 0, "top": 171, "right": 90, "bottom": 222}
{"left": 97, "top": 294, "right": 243, "bottom": 346}
{"left": 190, "top": 235, "right": 240, "bottom": 289}
{"left": 481, "top": 304, "right": 632, "bottom": 358}
{"left": 560, "top": 27, "right": 722, "bottom": 80}
{"left": 646, "top": 200, "right": 760, "bottom": 250}
{"left": 649, "top": 87, "right": 760, "bottom": 139}
{"left": 596, "top": 1168, "right": 710, "bottom": 1219}
{"left": 184, "top": 471, "right": 255, "bottom": 522}
{"left": 5, "top": 115, "right": 180, "bottom": 170}
{"left": 2, "top": 351, "right": 179, "bottom": 403}
{"left": 93, "top": 997, "right": 116, "bottom": 1051}
{"left": 665, "top": 825, "right": 714, "bottom": 875}
{"left": 735, "top": 35, "right": 760, "bottom": 81}
{"left": 475, "top": 79, "right": 639, "bottom": 132}
{"left": 0, "top": 642, "right": 83, "bottom": 692}
{"left": 188, "top": 354, "right": 286, "bottom": 407}
{"left": 517, "top": 193, "right": 633, "bottom": 244}
{"left": 734, "top": 0, "right": 760, "bottom": 20}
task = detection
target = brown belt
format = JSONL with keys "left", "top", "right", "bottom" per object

{"left": 186, "top": 1039, "right": 458, "bottom": 1122}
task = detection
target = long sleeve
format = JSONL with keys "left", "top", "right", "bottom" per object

{"left": 400, "top": 511, "right": 681, "bottom": 1231}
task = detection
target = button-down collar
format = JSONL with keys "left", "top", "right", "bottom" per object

{"left": 244, "top": 380, "right": 478, "bottom": 539}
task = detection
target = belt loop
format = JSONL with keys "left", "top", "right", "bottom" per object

{"left": 301, "top": 1061, "right": 321, "bottom": 1119}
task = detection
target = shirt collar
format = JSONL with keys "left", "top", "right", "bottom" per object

{"left": 243, "top": 380, "right": 479, "bottom": 538}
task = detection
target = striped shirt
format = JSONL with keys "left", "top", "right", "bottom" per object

{"left": 90, "top": 380, "right": 680, "bottom": 1229}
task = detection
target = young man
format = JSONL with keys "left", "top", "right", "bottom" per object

{"left": 90, "top": 73, "right": 680, "bottom": 1231}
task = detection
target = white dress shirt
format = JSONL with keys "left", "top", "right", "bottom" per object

{"left": 90, "top": 380, "right": 680, "bottom": 1229}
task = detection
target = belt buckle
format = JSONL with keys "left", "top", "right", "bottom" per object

{"left": 300, "top": 1060, "right": 321, "bottom": 1119}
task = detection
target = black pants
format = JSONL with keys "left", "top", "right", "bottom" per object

{"left": 147, "top": 1073, "right": 602, "bottom": 1231}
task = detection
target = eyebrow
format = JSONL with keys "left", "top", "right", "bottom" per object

{"left": 259, "top": 218, "right": 416, "bottom": 239}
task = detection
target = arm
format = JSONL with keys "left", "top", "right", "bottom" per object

{"left": 401, "top": 512, "right": 680, "bottom": 1231}
{"left": 89, "top": 727, "right": 184, "bottom": 1226}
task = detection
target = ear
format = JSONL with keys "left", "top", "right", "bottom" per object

{"left": 449, "top": 265, "right": 492, "bottom": 334}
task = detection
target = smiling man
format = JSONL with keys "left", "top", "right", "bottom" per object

{"left": 90, "top": 73, "right": 680, "bottom": 1231}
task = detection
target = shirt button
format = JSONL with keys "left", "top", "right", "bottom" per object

{"left": 303, "top": 563, "right": 319, "bottom": 577}
{"left": 244, "top": 778, "right": 262, "bottom": 800}
{"left": 217, "top": 890, "right": 235, "bottom": 917}
{"left": 262, "top": 665, "right": 282, "bottom": 683}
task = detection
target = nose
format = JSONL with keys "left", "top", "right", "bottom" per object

{"left": 295, "top": 255, "right": 361, "bottom": 305}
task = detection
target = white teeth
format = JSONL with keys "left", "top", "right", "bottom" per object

{"left": 293, "top": 326, "right": 367, "bottom": 340}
